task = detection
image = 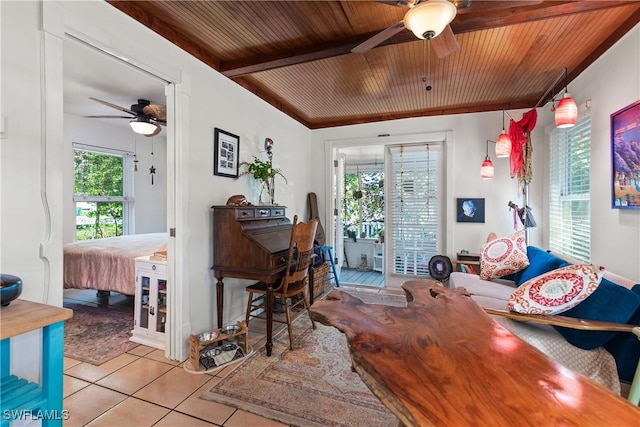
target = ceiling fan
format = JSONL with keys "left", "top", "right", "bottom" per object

{"left": 352, "top": 0, "right": 542, "bottom": 58}
{"left": 85, "top": 97, "right": 167, "bottom": 137}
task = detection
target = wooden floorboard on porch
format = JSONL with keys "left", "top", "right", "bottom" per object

{"left": 338, "top": 268, "right": 384, "bottom": 287}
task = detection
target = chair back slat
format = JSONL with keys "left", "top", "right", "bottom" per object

{"left": 281, "top": 215, "right": 318, "bottom": 294}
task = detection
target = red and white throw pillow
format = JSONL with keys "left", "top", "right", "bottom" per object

{"left": 479, "top": 230, "right": 529, "bottom": 280}
{"left": 507, "top": 264, "right": 603, "bottom": 315}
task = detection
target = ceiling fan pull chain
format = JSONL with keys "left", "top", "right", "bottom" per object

{"left": 149, "top": 138, "right": 156, "bottom": 185}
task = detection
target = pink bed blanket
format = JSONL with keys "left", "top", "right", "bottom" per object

{"left": 64, "top": 233, "right": 167, "bottom": 295}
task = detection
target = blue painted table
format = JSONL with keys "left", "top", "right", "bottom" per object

{"left": 1, "top": 299, "right": 73, "bottom": 426}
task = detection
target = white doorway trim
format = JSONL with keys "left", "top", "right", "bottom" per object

{"left": 43, "top": 3, "right": 188, "bottom": 360}
{"left": 324, "top": 131, "right": 454, "bottom": 288}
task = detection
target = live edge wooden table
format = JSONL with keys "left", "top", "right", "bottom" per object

{"left": 1, "top": 300, "right": 73, "bottom": 427}
{"left": 309, "top": 280, "right": 640, "bottom": 427}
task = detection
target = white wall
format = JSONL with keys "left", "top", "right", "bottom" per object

{"left": 1, "top": 0, "right": 311, "bottom": 371}
{"left": 310, "top": 24, "right": 640, "bottom": 284}
{"left": 310, "top": 110, "right": 544, "bottom": 288}
{"left": 63, "top": 114, "right": 167, "bottom": 243}
{"left": 539, "top": 25, "right": 640, "bottom": 280}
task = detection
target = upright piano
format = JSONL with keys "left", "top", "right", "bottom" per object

{"left": 211, "top": 205, "right": 292, "bottom": 356}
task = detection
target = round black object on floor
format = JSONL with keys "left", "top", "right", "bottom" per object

{"left": 428, "top": 255, "right": 453, "bottom": 281}
{"left": 1, "top": 274, "right": 23, "bottom": 307}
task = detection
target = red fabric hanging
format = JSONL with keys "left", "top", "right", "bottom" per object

{"left": 508, "top": 109, "right": 538, "bottom": 183}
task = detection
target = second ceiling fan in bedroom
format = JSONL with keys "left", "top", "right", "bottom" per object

{"left": 85, "top": 97, "right": 167, "bottom": 137}
{"left": 352, "top": 0, "right": 542, "bottom": 58}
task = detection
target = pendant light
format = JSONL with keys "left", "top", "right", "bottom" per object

{"left": 555, "top": 67, "right": 577, "bottom": 128}
{"left": 495, "top": 110, "right": 512, "bottom": 158}
{"left": 480, "top": 140, "right": 494, "bottom": 180}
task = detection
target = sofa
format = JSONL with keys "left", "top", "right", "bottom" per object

{"left": 447, "top": 233, "right": 640, "bottom": 402}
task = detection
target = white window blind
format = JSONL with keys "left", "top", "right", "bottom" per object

{"left": 549, "top": 114, "right": 591, "bottom": 262}
{"left": 388, "top": 144, "right": 442, "bottom": 276}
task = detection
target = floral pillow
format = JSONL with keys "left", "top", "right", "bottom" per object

{"left": 507, "top": 264, "right": 603, "bottom": 315}
{"left": 479, "top": 230, "right": 529, "bottom": 280}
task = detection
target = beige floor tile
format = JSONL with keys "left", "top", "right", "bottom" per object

{"left": 174, "top": 377, "right": 235, "bottom": 425}
{"left": 144, "top": 348, "right": 181, "bottom": 365}
{"left": 86, "top": 397, "right": 169, "bottom": 427}
{"left": 63, "top": 384, "right": 127, "bottom": 427}
{"left": 127, "top": 345, "right": 156, "bottom": 357}
{"left": 64, "top": 352, "right": 139, "bottom": 383}
{"left": 155, "top": 411, "right": 217, "bottom": 426}
{"left": 63, "top": 357, "right": 82, "bottom": 371}
{"left": 224, "top": 409, "right": 288, "bottom": 427}
{"left": 96, "top": 357, "right": 173, "bottom": 395}
{"left": 133, "top": 366, "right": 210, "bottom": 408}
{"left": 63, "top": 375, "right": 90, "bottom": 398}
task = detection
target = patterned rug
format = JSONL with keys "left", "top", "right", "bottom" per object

{"left": 64, "top": 303, "right": 139, "bottom": 365}
{"left": 200, "top": 289, "right": 406, "bottom": 427}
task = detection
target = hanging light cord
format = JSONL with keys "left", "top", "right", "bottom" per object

{"left": 535, "top": 67, "right": 568, "bottom": 108}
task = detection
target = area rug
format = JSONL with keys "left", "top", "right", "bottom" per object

{"left": 63, "top": 303, "right": 139, "bottom": 365}
{"left": 200, "top": 289, "right": 407, "bottom": 427}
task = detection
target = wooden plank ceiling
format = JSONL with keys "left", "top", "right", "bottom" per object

{"left": 107, "top": 1, "right": 640, "bottom": 129}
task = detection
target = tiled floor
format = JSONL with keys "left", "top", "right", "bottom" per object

{"left": 62, "top": 284, "right": 402, "bottom": 426}
{"left": 62, "top": 289, "right": 288, "bottom": 427}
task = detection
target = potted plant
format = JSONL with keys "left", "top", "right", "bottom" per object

{"left": 239, "top": 156, "right": 287, "bottom": 205}
{"left": 378, "top": 228, "right": 385, "bottom": 243}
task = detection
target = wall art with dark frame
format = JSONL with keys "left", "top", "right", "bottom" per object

{"left": 611, "top": 100, "right": 640, "bottom": 209}
{"left": 456, "top": 198, "right": 485, "bottom": 223}
{"left": 214, "top": 128, "right": 239, "bottom": 178}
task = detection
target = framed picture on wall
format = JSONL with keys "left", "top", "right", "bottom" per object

{"left": 214, "top": 128, "right": 240, "bottom": 178}
{"left": 611, "top": 100, "right": 640, "bottom": 209}
{"left": 456, "top": 198, "right": 485, "bottom": 223}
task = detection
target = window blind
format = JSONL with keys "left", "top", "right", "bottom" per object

{"left": 549, "top": 114, "right": 591, "bottom": 262}
{"left": 388, "top": 144, "right": 442, "bottom": 276}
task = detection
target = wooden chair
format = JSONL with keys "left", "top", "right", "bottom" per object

{"left": 245, "top": 215, "right": 318, "bottom": 350}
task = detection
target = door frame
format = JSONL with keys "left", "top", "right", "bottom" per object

{"left": 324, "top": 131, "right": 454, "bottom": 288}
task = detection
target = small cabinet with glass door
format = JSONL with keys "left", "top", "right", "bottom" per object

{"left": 131, "top": 256, "right": 167, "bottom": 350}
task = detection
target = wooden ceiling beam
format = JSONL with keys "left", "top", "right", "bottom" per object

{"left": 221, "top": 1, "right": 636, "bottom": 79}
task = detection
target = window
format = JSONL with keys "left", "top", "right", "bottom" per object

{"left": 74, "top": 144, "right": 134, "bottom": 240}
{"left": 388, "top": 143, "right": 442, "bottom": 275}
{"left": 549, "top": 112, "right": 591, "bottom": 262}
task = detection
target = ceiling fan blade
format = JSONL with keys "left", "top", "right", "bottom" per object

{"left": 374, "top": 0, "right": 413, "bottom": 6}
{"left": 143, "top": 104, "right": 167, "bottom": 121}
{"left": 352, "top": 21, "right": 406, "bottom": 54}
{"left": 84, "top": 115, "right": 133, "bottom": 119}
{"left": 454, "top": 0, "right": 543, "bottom": 15}
{"left": 89, "top": 97, "right": 135, "bottom": 116}
{"left": 431, "top": 25, "right": 459, "bottom": 58}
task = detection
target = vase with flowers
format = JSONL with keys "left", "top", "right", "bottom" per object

{"left": 239, "top": 156, "right": 287, "bottom": 205}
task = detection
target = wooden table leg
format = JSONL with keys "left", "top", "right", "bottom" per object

{"left": 216, "top": 278, "right": 224, "bottom": 329}
{"left": 266, "top": 284, "right": 274, "bottom": 356}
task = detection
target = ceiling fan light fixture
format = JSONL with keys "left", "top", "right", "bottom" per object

{"left": 130, "top": 117, "right": 160, "bottom": 135}
{"left": 555, "top": 93, "right": 577, "bottom": 128}
{"left": 404, "top": 0, "right": 457, "bottom": 40}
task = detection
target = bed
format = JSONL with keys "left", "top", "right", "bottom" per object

{"left": 63, "top": 233, "right": 167, "bottom": 296}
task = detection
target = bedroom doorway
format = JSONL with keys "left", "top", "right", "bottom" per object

{"left": 62, "top": 33, "right": 178, "bottom": 359}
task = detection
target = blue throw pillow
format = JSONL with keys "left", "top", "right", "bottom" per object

{"left": 513, "top": 246, "right": 568, "bottom": 286}
{"left": 553, "top": 279, "right": 640, "bottom": 350}
{"left": 603, "top": 284, "right": 640, "bottom": 382}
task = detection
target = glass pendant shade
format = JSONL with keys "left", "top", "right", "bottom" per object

{"left": 495, "top": 132, "right": 512, "bottom": 158}
{"left": 130, "top": 118, "right": 159, "bottom": 135}
{"left": 555, "top": 93, "right": 578, "bottom": 128}
{"left": 404, "top": 0, "right": 457, "bottom": 40}
{"left": 480, "top": 157, "right": 494, "bottom": 180}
